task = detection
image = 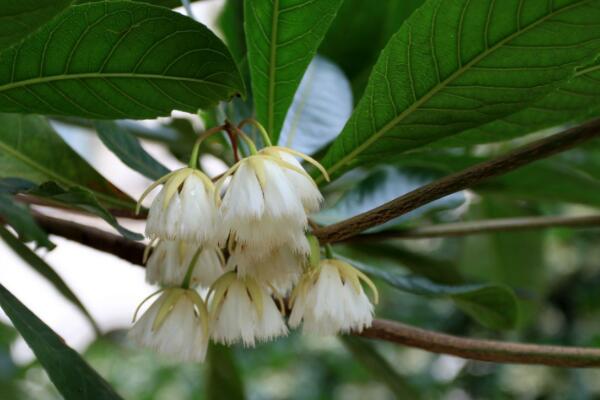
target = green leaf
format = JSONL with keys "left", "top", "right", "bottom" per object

{"left": 245, "top": 0, "right": 344, "bottom": 142}
{"left": 0, "top": 1, "right": 244, "bottom": 119}
{"left": 0, "top": 193, "right": 54, "bottom": 250}
{"left": 341, "top": 336, "right": 421, "bottom": 399}
{"left": 0, "top": 113, "right": 134, "bottom": 210}
{"left": 342, "top": 255, "right": 519, "bottom": 330}
{"left": 319, "top": 0, "right": 424, "bottom": 98}
{"left": 278, "top": 56, "right": 352, "bottom": 155}
{"left": 95, "top": 121, "right": 170, "bottom": 181}
{"left": 76, "top": 0, "right": 183, "bottom": 7}
{"left": 27, "top": 182, "right": 143, "bottom": 241}
{"left": 0, "top": 225, "right": 99, "bottom": 333}
{"left": 206, "top": 344, "right": 245, "bottom": 400}
{"left": 319, "top": 0, "right": 600, "bottom": 180}
{"left": 435, "top": 56, "right": 600, "bottom": 147}
{"left": 0, "top": 0, "right": 72, "bottom": 51}
{"left": 0, "top": 283, "right": 123, "bottom": 399}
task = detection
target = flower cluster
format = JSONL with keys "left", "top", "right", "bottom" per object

{"left": 129, "top": 122, "right": 378, "bottom": 362}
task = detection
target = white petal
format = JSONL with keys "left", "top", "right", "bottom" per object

{"left": 278, "top": 151, "right": 323, "bottom": 213}
{"left": 129, "top": 291, "right": 208, "bottom": 362}
{"left": 211, "top": 279, "right": 287, "bottom": 346}
{"left": 179, "top": 175, "right": 220, "bottom": 243}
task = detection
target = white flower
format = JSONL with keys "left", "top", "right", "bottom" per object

{"left": 208, "top": 272, "right": 288, "bottom": 346}
{"left": 129, "top": 288, "right": 209, "bottom": 362}
{"left": 228, "top": 245, "right": 303, "bottom": 294}
{"left": 289, "top": 259, "right": 378, "bottom": 335}
{"left": 260, "top": 147, "right": 324, "bottom": 214}
{"left": 145, "top": 240, "right": 225, "bottom": 288}
{"left": 138, "top": 168, "right": 221, "bottom": 244}
{"left": 216, "top": 146, "right": 328, "bottom": 253}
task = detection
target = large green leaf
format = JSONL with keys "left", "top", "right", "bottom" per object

{"left": 0, "top": 113, "right": 133, "bottom": 210}
{"left": 206, "top": 344, "right": 245, "bottom": 400}
{"left": 319, "top": 0, "right": 424, "bottom": 98}
{"left": 0, "top": 1, "right": 244, "bottom": 119}
{"left": 95, "top": 121, "right": 170, "bottom": 181}
{"left": 342, "top": 255, "right": 519, "bottom": 330}
{"left": 0, "top": 192, "right": 54, "bottom": 250}
{"left": 435, "top": 56, "right": 600, "bottom": 147}
{"left": 245, "top": 0, "right": 344, "bottom": 142}
{"left": 76, "top": 0, "right": 183, "bottom": 7}
{"left": 0, "top": 0, "right": 72, "bottom": 51}
{"left": 0, "top": 225, "right": 99, "bottom": 333}
{"left": 0, "top": 283, "right": 123, "bottom": 399}
{"left": 319, "top": 0, "right": 600, "bottom": 180}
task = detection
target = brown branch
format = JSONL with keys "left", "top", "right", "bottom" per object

{"left": 359, "top": 319, "right": 600, "bottom": 367}
{"left": 346, "top": 214, "right": 600, "bottom": 241}
{"left": 30, "top": 213, "right": 600, "bottom": 368}
{"left": 33, "top": 213, "right": 145, "bottom": 265}
{"left": 314, "top": 118, "right": 600, "bottom": 244}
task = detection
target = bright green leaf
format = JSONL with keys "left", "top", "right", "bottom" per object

{"left": 0, "top": 0, "right": 72, "bottom": 51}
{"left": 343, "top": 256, "right": 519, "bottom": 330}
{"left": 0, "top": 283, "right": 123, "bottom": 399}
{"left": 319, "top": 0, "right": 600, "bottom": 180}
{"left": 0, "top": 113, "right": 134, "bottom": 210}
{"left": 0, "top": 225, "right": 99, "bottom": 333}
{"left": 435, "top": 56, "right": 600, "bottom": 147}
{"left": 245, "top": 0, "right": 344, "bottom": 142}
{"left": 95, "top": 121, "right": 170, "bottom": 181}
{"left": 27, "top": 182, "right": 143, "bottom": 241}
{"left": 0, "top": 1, "right": 245, "bottom": 119}
{"left": 0, "top": 192, "right": 54, "bottom": 250}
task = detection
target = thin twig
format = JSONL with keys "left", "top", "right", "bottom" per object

{"left": 313, "top": 118, "right": 600, "bottom": 244}
{"left": 28, "top": 212, "right": 600, "bottom": 367}
{"left": 346, "top": 214, "right": 600, "bottom": 241}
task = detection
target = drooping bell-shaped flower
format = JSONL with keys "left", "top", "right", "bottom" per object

{"left": 289, "top": 259, "right": 378, "bottom": 335}
{"left": 216, "top": 146, "right": 328, "bottom": 254}
{"left": 138, "top": 168, "right": 221, "bottom": 244}
{"left": 145, "top": 240, "right": 225, "bottom": 288}
{"left": 208, "top": 272, "right": 288, "bottom": 347}
{"left": 228, "top": 245, "right": 303, "bottom": 294}
{"left": 129, "top": 288, "right": 210, "bottom": 362}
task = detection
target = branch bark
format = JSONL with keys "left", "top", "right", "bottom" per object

{"left": 30, "top": 213, "right": 600, "bottom": 368}
{"left": 360, "top": 319, "right": 600, "bottom": 367}
{"left": 346, "top": 214, "right": 600, "bottom": 241}
{"left": 313, "top": 118, "right": 600, "bottom": 244}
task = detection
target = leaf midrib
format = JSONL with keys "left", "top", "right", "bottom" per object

{"left": 323, "top": 0, "right": 591, "bottom": 179}
{"left": 0, "top": 140, "right": 133, "bottom": 209}
{"left": 0, "top": 72, "right": 235, "bottom": 93}
{"left": 267, "top": 0, "right": 280, "bottom": 136}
